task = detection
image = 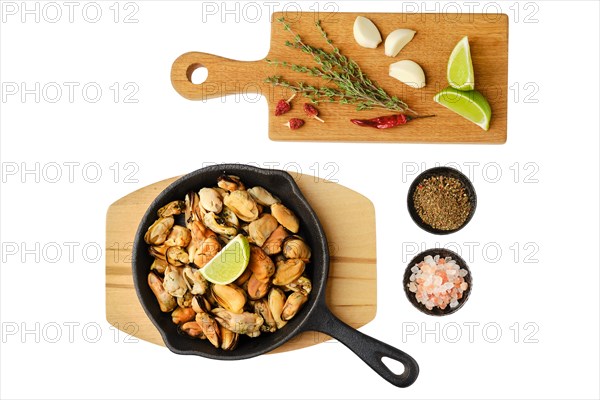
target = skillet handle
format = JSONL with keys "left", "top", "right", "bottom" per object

{"left": 304, "top": 306, "right": 419, "bottom": 388}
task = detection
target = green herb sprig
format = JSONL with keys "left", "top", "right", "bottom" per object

{"left": 265, "top": 17, "right": 415, "bottom": 114}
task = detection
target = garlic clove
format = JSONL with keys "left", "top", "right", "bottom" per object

{"left": 353, "top": 16, "right": 382, "bottom": 49}
{"left": 384, "top": 29, "right": 416, "bottom": 57}
{"left": 389, "top": 60, "right": 426, "bottom": 89}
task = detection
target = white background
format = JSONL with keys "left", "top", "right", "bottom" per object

{"left": 1, "top": 1, "right": 599, "bottom": 399}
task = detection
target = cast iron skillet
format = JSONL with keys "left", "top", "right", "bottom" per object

{"left": 132, "top": 164, "right": 419, "bottom": 388}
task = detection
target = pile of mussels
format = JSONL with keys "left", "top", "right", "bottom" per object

{"left": 144, "top": 175, "right": 312, "bottom": 350}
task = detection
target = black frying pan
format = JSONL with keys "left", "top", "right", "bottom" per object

{"left": 132, "top": 164, "right": 419, "bottom": 387}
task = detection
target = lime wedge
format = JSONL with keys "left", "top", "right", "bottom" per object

{"left": 200, "top": 234, "right": 250, "bottom": 285}
{"left": 434, "top": 87, "right": 492, "bottom": 131}
{"left": 447, "top": 36, "right": 475, "bottom": 91}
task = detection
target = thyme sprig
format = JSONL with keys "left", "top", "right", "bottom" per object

{"left": 265, "top": 17, "right": 415, "bottom": 114}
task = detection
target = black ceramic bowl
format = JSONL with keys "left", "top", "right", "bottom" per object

{"left": 132, "top": 164, "right": 419, "bottom": 388}
{"left": 407, "top": 167, "right": 477, "bottom": 235}
{"left": 403, "top": 248, "right": 472, "bottom": 316}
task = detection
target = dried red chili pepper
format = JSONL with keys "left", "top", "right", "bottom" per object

{"left": 275, "top": 99, "right": 291, "bottom": 116}
{"left": 303, "top": 103, "right": 324, "bottom": 123}
{"left": 284, "top": 118, "right": 305, "bottom": 130}
{"left": 274, "top": 93, "right": 296, "bottom": 116}
{"left": 350, "top": 114, "right": 434, "bottom": 129}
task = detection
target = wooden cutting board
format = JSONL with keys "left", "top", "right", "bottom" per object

{"left": 105, "top": 173, "right": 376, "bottom": 353}
{"left": 171, "top": 12, "right": 508, "bottom": 143}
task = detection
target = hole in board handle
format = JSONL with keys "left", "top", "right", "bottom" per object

{"left": 187, "top": 64, "right": 208, "bottom": 85}
{"left": 381, "top": 356, "right": 406, "bottom": 375}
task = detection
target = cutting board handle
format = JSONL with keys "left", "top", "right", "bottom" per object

{"left": 171, "top": 52, "right": 265, "bottom": 101}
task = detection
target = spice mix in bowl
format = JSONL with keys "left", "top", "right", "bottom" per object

{"left": 407, "top": 167, "right": 477, "bottom": 234}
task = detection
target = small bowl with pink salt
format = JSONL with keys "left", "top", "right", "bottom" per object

{"left": 403, "top": 248, "right": 472, "bottom": 316}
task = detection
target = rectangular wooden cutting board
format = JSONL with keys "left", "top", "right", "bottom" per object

{"left": 171, "top": 12, "right": 508, "bottom": 143}
{"left": 106, "top": 173, "right": 377, "bottom": 353}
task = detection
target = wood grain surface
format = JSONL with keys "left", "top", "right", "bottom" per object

{"left": 171, "top": 12, "right": 508, "bottom": 143}
{"left": 105, "top": 173, "right": 377, "bottom": 354}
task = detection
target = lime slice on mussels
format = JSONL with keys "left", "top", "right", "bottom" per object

{"left": 199, "top": 234, "right": 250, "bottom": 285}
